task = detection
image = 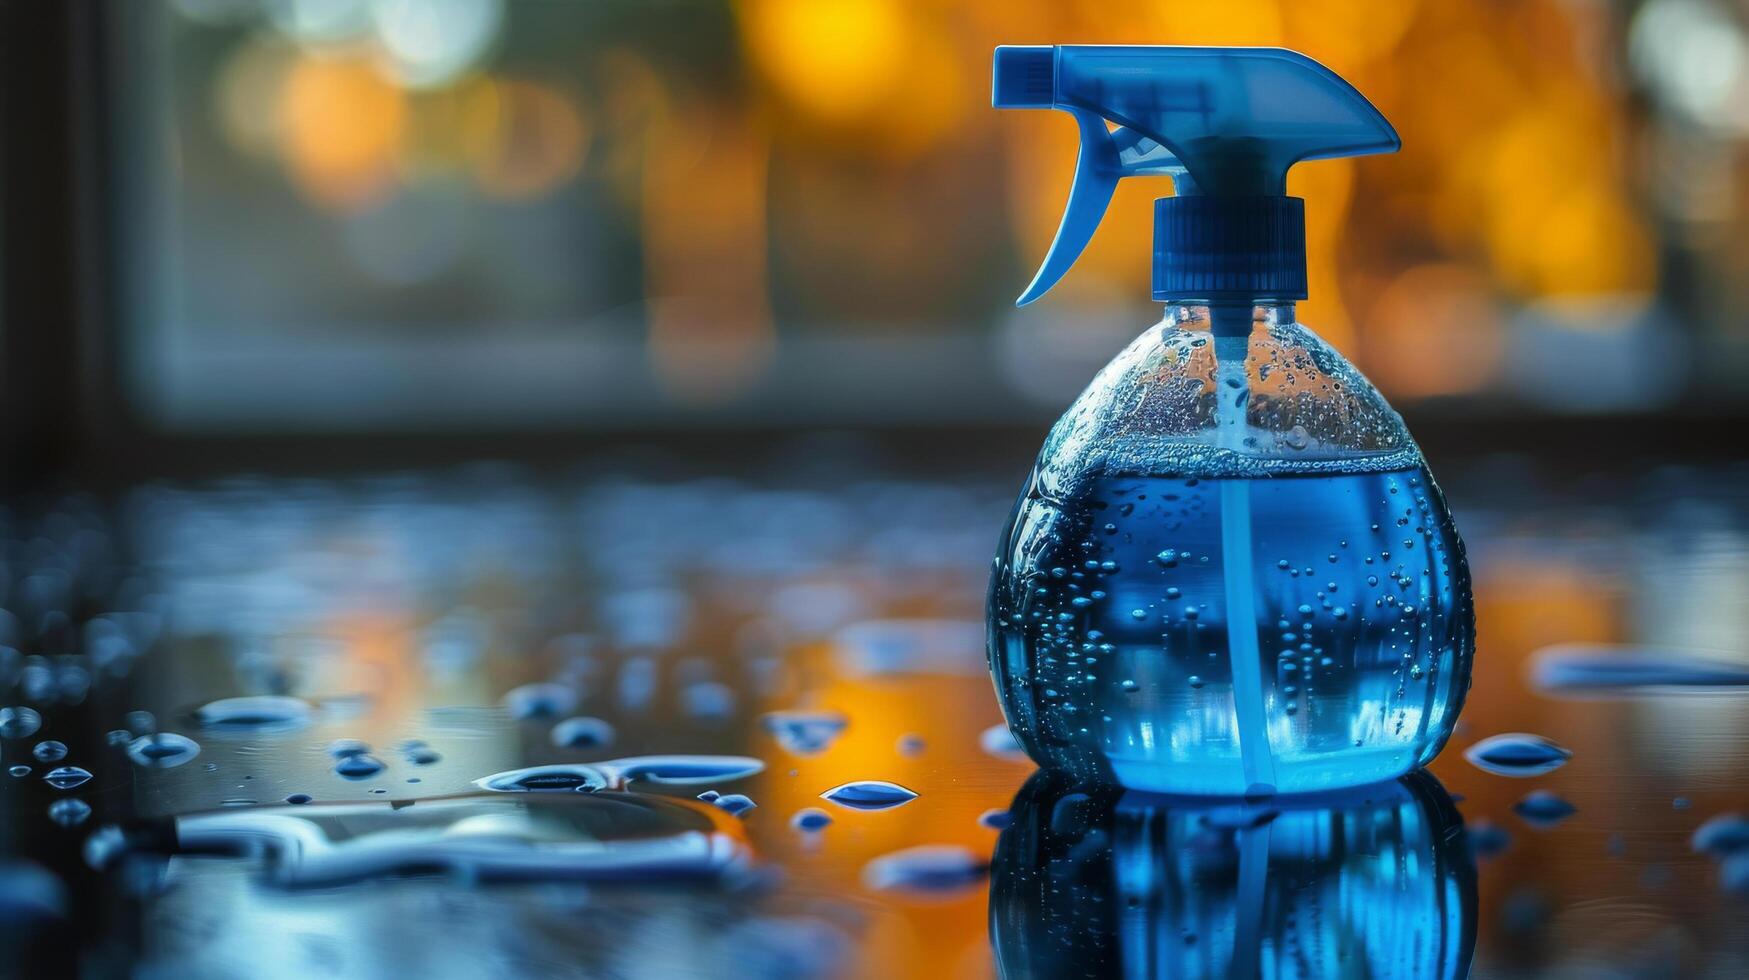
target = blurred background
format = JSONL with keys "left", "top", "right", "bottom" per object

{"left": 2, "top": 3, "right": 1749, "bottom": 979}
{"left": 3, "top": 0, "right": 1747, "bottom": 478}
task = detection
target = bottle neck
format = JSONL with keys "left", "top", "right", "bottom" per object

{"left": 1164, "top": 302, "right": 1296, "bottom": 336}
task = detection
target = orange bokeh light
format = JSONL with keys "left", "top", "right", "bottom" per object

{"left": 466, "top": 79, "right": 590, "bottom": 201}
{"left": 278, "top": 55, "right": 407, "bottom": 212}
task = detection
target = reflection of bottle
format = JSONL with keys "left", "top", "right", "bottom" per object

{"left": 986, "top": 46, "right": 1474, "bottom": 794}
{"left": 989, "top": 769, "right": 1476, "bottom": 979}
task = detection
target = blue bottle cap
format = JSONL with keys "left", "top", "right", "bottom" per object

{"left": 1152, "top": 196, "right": 1306, "bottom": 303}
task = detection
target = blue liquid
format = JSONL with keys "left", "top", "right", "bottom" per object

{"left": 990, "top": 770, "right": 1476, "bottom": 979}
{"left": 988, "top": 464, "right": 1473, "bottom": 794}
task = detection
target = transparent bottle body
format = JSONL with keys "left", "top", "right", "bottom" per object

{"left": 987, "top": 304, "right": 1474, "bottom": 795}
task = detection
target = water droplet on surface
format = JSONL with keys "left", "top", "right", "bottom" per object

{"left": 682, "top": 681, "right": 737, "bottom": 720}
{"left": 551, "top": 716, "right": 616, "bottom": 750}
{"left": 126, "top": 732, "right": 201, "bottom": 768}
{"left": 1691, "top": 814, "right": 1749, "bottom": 855}
{"left": 43, "top": 765, "right": 93, "bottom": 790}
{"left": 0, "top": 705, "right": 43, "bottom": 739}
{"left": 697, "top": 790, "right": 720, "bottom": 802}
{"left": 616, "top": 657, "right": 658, "bottom": 711}
{"left": 1513, "top": 790, "right": 1577, "bottom": 828}
{"left": 1531, "top": 643, "right": 1749, "bottom": 693}
{"left": 32, "top": 740, "right": 67, "bottom": 763}
{"left": 334, "top": 755, "right": 386, "bottom": 779}
{"left": 285, "top": 793, "right": 313, "bottom": 805}
{"left": 1721, "top": 853, "right": 1749, "bottom": 897}
{"left": 48, "top": 798, "right": 91, "bottom": 827}
{"left": 605, "top": 755, "right": 765, "bottom": 786}
{"left": 105, "top": 729, "right": 131, "bottom": 746}
{"left": 979, "top": 808, "right": 1011, "bottom": 830}
{"left": 896, "top": 734, "right": 926, "bottom": 756}
{"left": 502, "top": 682, "right": 577, "bottom": 721}
{"left": 328, "top": 738, "right": 371, "bottom": 758}
{"left": 821, "top": 780, "right": 918, "bottom": 811}
{"left": 711, "top": 793, "right": 757, "bottom": 817}
{"left": 980, "top": 724, "right": 1028, "bottom": 762}
{"left": 194, "top": 696, "right": 312, "bottom": 733}
{"left": 125, "top": 710, "right": 157, "bottom": 735}
{"left": 1467, "top": 819, "right": 1512, "bottom": 859}
{"left": 8, "top": 764, "right": 29, "bottom": 777}
{"left": 473, "top": 762, "right": 612, "bottom": 792}
{"left": 1464, "top": 733, "right": 1572, "bottom": 777}
{"left": 791, "top": 808, "right": 832, "bottom": 832}
{"left": 406, "top": 746, "right": 441, "bottom": 765}
{"left": 0, "top": 859, "right": 66, "bottom": 921}
{"left": 761, "top": 710, "right": 848, "bottom": 756}
{"left": 862, "top": 845, "right": 988, "bottom": 893}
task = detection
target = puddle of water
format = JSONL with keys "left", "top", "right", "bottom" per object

{"left": 102, "top": 793, "right": 749, "bottom": 889}
{"left": 476, "top": 764, "right": 611, "bottom": 793}
{"left": 472, "top": 756, "right": 767, "bottom": 799}
{"left": 863, "top": 845, "right": 989, "bottom": 895}
{"left": 601, "top": 756, "right": 765, "bottom": 787}
{"left": 1532, "top": 644, "right": 1749, "bottom": 694}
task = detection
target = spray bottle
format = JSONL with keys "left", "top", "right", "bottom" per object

{"left": 986, "top": 46, "right": 1474, "bottom": 795}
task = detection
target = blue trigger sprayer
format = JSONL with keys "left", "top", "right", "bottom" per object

{"left": 986, "top": 46, "right": 1475, "bottom": 796}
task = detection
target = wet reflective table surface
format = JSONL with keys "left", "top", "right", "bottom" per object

{"left": 2, "top": 455, "right": 1747, "bottom": 979}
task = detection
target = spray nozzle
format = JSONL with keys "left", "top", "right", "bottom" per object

{"left": 993, "top": 45, "right": 1399, "bottom": 306}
